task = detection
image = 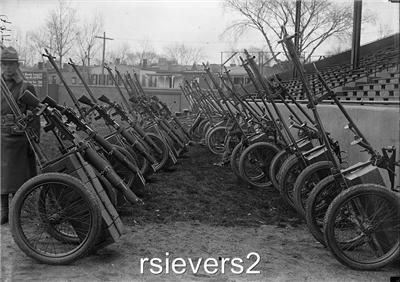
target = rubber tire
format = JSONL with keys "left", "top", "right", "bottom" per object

{"left": 269, "top": 150, "right": 291, "bottom": 191}
{"left": 305, "top": 175, "right": 344, "bottom": 245}
{"left": 323, "top": 184, "right": 400, "bottom": 270}
{"left": 10, "top": 173, "right": 102, "bottom": 265}
{"left": 278, "top": 155, "right": 305, "bottom": 209}
{"left": 146, "top": 132, "right": 170, "bottom": 171}
{"left": 205, "top": 124, "right": 221, "bottom": 147}
{"left": 238, "top": 141, "right": 280, "bottom": 188}
{"left": 202, "top": 122, "right": 212, "bottom": 142}
{"left": 194, "top": 119, "right": 209, "bottom": 140}
{"left": 230, "top": 141, "right": 246, "bottom": 180}
{"left": 293, "top": 161, "right": 334, "bottom": 217}
{"left": 204, "top": 120, "right": 226, "bottom": 146}
{"left": 207, "top": 126, "right": 227, "bottom": 155}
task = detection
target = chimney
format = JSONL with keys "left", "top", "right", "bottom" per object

{"left": 38, "top": 62, "right": 44, "bottom": 70}
{"left": 115, "top": 58, "right": 121, "bottom": 65}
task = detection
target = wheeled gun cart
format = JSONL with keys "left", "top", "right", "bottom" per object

{"left": 220, "top": 67, "right": 280, "bottom": 182}
{"left": 119, "top": 69, "right": 189, "bottom": 154}
{"left": 126, "top": 71, "right": 192, "bottom": 145}
{"left": 280, "top": 29, "right": 399, "bottom": 270}
{"left": 42, "top": 51, "right": 158, "bottom": 177}
{"left": 1, "top": 79, "right": 143, "bottom": 264}
{"left": 241, "top": 50, "right": 343, "bottom": 199}
{"left": 106, "top": 65, "right": 183, "bottom": 161}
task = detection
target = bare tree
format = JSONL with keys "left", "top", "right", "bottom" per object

{"left": 136, "top": 38, "right": 159, "bottom": 66}
{"left": 163, "top": 43, "right": 205, "bottom": 65}
{"left": 123, "top": 38, "right": 160, "bottom": 66}
{"left": 28, "top": 27, "right": 53, "bottom": 62}
{"left": 10, "top": 29, "right": 38, "bottom": 66}
{"left": 75, "top": 13, "right": 103, "bottom": 66}
{"left": 107, "top": 42, "right": 131, "bottom": 64}
{"left": 43, "top": 0, "right": 78, "bottom": 66}
{"left": 377, "top": 23, "right": 394, "bottom": 39}
{"left": 223, "top": 0, "right": 373, "bottom": 63}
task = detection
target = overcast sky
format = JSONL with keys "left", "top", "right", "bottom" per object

{"left": 1, "top": 0, "right": 399, "bottom": 64}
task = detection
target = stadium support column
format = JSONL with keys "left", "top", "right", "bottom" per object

{"left": 293, "top": 0, "right": 301, "bottom": 78}
{"left": 351, "top": 0, "right": 362, "bottom": 70}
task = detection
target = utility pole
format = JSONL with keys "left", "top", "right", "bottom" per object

{"left": 95, "top": 31, "right": 113, "bottom": 84}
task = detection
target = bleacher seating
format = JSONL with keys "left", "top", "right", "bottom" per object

{"left": 278, "top": 45, "right": 399, "bottom": 102}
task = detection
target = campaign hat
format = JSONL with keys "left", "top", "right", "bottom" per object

{"left": 1, "top": 46, "right": 19, "bottom": 62}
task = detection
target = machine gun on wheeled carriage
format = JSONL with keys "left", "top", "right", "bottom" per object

{"left": 280, "top": 26, "right": 400, "bottom": 270}
{"left": 1, "top": 78, "right": 143, "bottom": 265}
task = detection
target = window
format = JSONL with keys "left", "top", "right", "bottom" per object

{"left": 72, "top": 77, "right": 77, "bottom": 85}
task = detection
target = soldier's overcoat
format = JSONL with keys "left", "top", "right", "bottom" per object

{"left": 1, "top": 73, "right": 39, "bottom": 194}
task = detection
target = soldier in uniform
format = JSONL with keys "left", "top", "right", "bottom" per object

{"left": 1, "top": 47, "right": 40, "bottom": 224}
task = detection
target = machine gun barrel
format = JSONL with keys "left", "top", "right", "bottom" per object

{"left": 68, "top": 59, "right": 97, "bottom": 103}
{"left": 279, "top": 27, "right": 340, "bottom": 165}
{"left": 114, "top": 68, "right": 135, "bottom": 98}
{"left": 42, "top": 49, "right": 84, "bottom": 117}
{"left": 104, "top": 64, "right": 133, "bottom": 112}
{"left": 313, "top": 64, "right": 374, "bottom": 154}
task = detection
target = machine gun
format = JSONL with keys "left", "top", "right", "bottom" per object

{"left": 77, "top": 94, "right": 159, "bottom": 170}
{"left": 43, "top": 53, "right": 148, "bottom": 183}
{"left": 19, "top": 90, "right": 144, "bottom": 205}
{"left": 98, "top": 94, "right": 163, "bottom": 155}
{"left": 42, "top": 95, "right": 145, "bottom": 185}
{"left": 66, "top": 58, "right": 159, "bottom": 172}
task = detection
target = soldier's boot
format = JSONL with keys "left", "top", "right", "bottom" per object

{"left": 1, "top": 194, "right": 9, "bottom": 225}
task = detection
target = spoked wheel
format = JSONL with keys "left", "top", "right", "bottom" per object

{"left": 293, "top": 161, "right": 333, "bottom": 217}
{"left": 10, "top": 173, "right": 102, "bottom": 265}
{"left": 146, "top": 132, "right": 170, "bottom": 171}
{"left": 278, "top": 155, "right": 306, "bottom": 209}
{"left": 269, "top": 150, "right": 291, "bottom": 191}
{"left": 189, "top": 116, "right": 206, "bottom": 141}
{"left": 207, "top": 126, "right": 227, "bottom": 155}
{"left": 194, "top": 119, "right": 209, "bottom": 140}
{"left": 37, "top": 187, "right": 81, "bottom": 245}
{"left": 238, "top": 142, "right": 280, "bottom": 188}
{"left": 202, "top": 122, "right": 212, "bottom": 141}
{"left": 324, "top": 184, "right": 400, "bottom": 270}
{"left": 230, "top": 141, "right": 246, "bottom": 180}
{"left": 305, "top": 175, "right": 344, "bottom": 245}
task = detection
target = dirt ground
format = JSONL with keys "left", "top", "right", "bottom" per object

{"left": 1, "top": 141, "right": 399, "bottom": 281}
